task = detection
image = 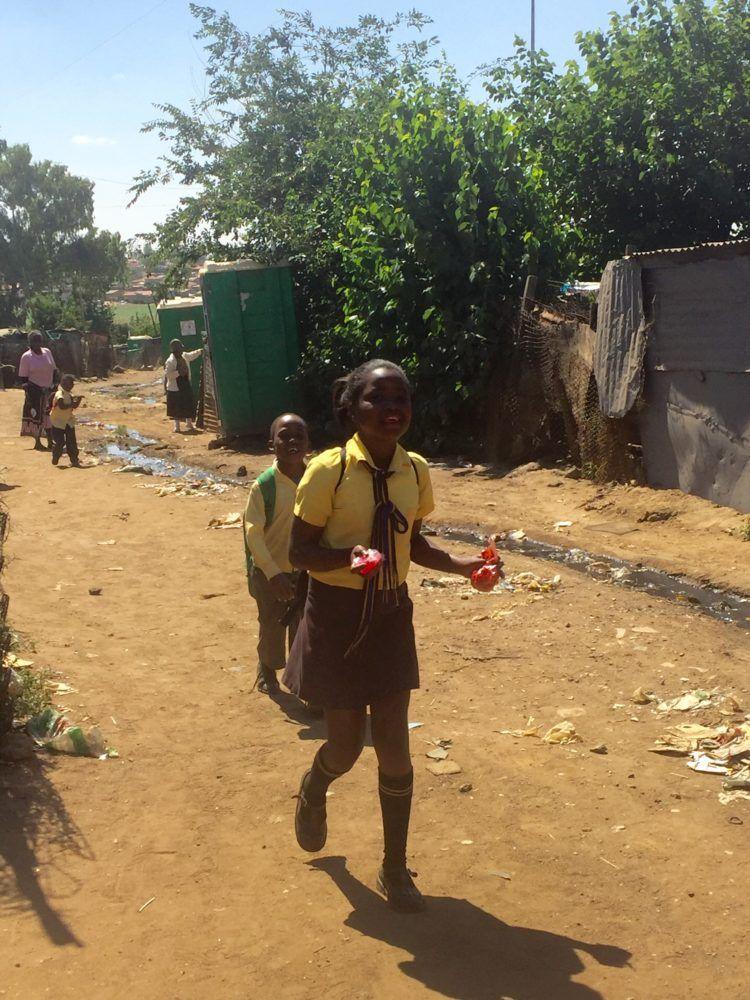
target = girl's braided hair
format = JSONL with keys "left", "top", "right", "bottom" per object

{"left": 332, "top": 359, "right": 410, "bottom": 430}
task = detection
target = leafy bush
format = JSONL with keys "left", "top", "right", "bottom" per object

{"left": 303, "top": 81, "right": 561, "bottom": 449}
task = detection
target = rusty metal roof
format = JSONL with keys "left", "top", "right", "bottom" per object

{"left": 626, "top": 237, "right": 750, "bottom": 262}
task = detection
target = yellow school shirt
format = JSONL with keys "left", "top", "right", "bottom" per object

{"left": 50, "top": 388, "right": 76, "bottom": 429}
{"left": 294, "top": 433, "right": 434, "bottom": 590}
{"left": 243, "top": 463, "right": 298, "bottom": 578}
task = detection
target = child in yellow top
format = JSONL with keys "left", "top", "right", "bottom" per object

{"left": 283, "top": 359, "right": 484, "bottom": 913}
{"left": 243, "top": 413, "right": 309, "bottom": 695}
{"left": 50, "top": 374, "right": 82, "bottom": 467}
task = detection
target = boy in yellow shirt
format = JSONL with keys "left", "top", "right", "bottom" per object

{"left": 244, "top": 413, "right": 309, "bottom": 694}
{"left": 50, "top": 374, "right": 82, "bottom": 467}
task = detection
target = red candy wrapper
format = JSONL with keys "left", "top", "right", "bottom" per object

{"left": 350, "top": 548, "right": 383, "bottom": 578}
{"left": 471, "top": 563, "right": 501, "bottom": 592}
{"left": 471, "top": 535, "right": 504, "bottom": 592}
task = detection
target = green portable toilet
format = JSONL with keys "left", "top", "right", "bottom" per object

{"left": 156, "top": 296, "right": 206, "bottom": 390}
{"left": 200, "top": 260, "right": 299, "bottom": 437}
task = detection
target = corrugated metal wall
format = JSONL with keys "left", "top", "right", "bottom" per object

{"left": 639, "top": 255, "right": 750, "bottom": 512}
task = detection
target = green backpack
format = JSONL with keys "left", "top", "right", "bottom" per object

{"left": 242, "top": 449, "right": 418, "bottom": 581}
{"left": 243, "top": 466, "right": 279, "bottom": 580}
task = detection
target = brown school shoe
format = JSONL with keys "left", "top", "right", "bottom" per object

{"left": 294, "top": 770, "right": 327, "bottom": 853}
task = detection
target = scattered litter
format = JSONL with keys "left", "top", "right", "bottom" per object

{"left": 589, "top": 744, "right": 608, "bottom": 755}
{"left": 138, "top": 896, "right": 156, "bottom": 913}
{"left": 113, "top": 464, "right": 152, "bottom": 476}
{"left": 631, "top": 626, "right": 658, "bottom": 635}
{"left": 426, "top": 760, "right": 462, "bottom": 776}
{"left": 554, "top": 520, "right": 573, "bottom": 531}
{"left": 656, "top": 690, "right": 714, "bottom": 713}
{"left": 459, "top": 783, "right": 473, "bottom": 793}
{"left": 53, "top": 682, "right": 77, "bottom": 696}
{"left": 421, "top": 578, "right": 448, "bottom": 589}
{"left": 507, "top": 529, "right": 526, "bottom": 541}
{"left": 729, "top": 815, "right": 744, "bottom": 825}
{"left": 497, "top": 718, "right": 543, "bottom": 739}
{"left": 27, "top": 707, "right": 111, "bottom": 758}
{"left": 201, "top": 593, "right": 226, "bottom": 600}
{"left": 460, "top": 839, "right": 474, "bottom": 845}
{"left": 611, "top": 825, "right": 626, "bottom": 833}
{"left": 489, "top": 870, "right": 512, "bottom": 880}
{"left": 599, "top": 857, "right": 620, "bottom": 870}
{"left": 719, "top": 790, "right": 750, "bottom": 806}
{"left": 6, "top": 653, "right": 33, "bottom": 669}
{"left": 207, "top": 512, "right": 243, "bottom": 529}
{"left": 649, "top": 724, "right": 725, "bottom": 755}
{"left": 632, "top": 687, "right": 656, "bottom": 705}
{"left": 145, "top": 481, "right": 231, "bottom": 498}
{"left": 651, "top": 721, "right": 750, "bottom": 802}
{"left": 107, "top": 566, "right": 124, "bottom": 572}
{"left": 98, "top": 539, "right": 116, "bottom": 546}
{"left": 89, "top": 587, "right": 102, "bottom": 596}
{"left": 543, "top": 720, "right": 582, "bottom": 745}
{"left": 408, "top": 721, "right": 423, "bottom": 730}
{"left": 505, "top": 571, "right": 562, "bottom": 594}
{"left": 426, "top": 747, "right": 449, "bottom": 761}
{"left": 688, "top": 755, "right": 731, "bottom": 775}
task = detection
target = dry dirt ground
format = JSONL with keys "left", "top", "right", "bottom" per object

{"left": 1, "top": 372, "right": 749, "bottom": 1000}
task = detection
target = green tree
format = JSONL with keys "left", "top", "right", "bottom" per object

{"left": 0, "top": 138, "right": 126, "bottom": 325}
{"left": 307, "top": 80, "right": 560, "bottom": 449}
{"left": 131, "top": 5, "right": 441, "bottom": 337}
{"left": 487, "top": 0, "right": 750, "bottom": 270}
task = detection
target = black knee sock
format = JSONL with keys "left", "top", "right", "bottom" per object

{"left": 379, "top": 768, "right": 414, "bottom": 872}
{"left": 303, "top": 746, "right": 348, "bottom": 806}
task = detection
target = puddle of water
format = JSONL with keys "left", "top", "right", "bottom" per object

{"left": 434, "top": 525, "right": 750, "bottom": 632}
{"left": 103, "top": 442, "right": 226, "bottom": 481}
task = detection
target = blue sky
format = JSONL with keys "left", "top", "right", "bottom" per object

{"left": 1, "top": 1, "right": 628, "bottom": 240}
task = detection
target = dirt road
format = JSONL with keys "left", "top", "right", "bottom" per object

{"left": 1, "top": 375, "right": 749, "bottom": 1000}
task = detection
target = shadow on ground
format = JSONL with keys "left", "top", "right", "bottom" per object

{"left": 0, "top": 751, "right": 91, "bottom": 947}
{"left": 309, "top": 856, "right": 632, "bottom": 1000}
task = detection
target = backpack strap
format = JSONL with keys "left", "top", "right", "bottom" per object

{"left": 243, "top": 466, "right": 277, "bottom": 585}
{"left": 334, "top": 446, "right": 347, "bottom": 493}
{"left": 256, "top": 466, "right": 277, "bottom": 526}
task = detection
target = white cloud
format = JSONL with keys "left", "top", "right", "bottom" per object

{"left": 71, "top": 134, "right": 117, "bottom": 147}
{"left": 112, "top": 72, "right": 126, "bottom": 82}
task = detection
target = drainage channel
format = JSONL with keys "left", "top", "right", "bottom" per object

{"left": 84, "top": 424, "right": 246, "bottom": 485}
{"left": 83, "top": 421, "right": 750, "bottom": 631}
{"left": 433, "top": 525, "right": 750, "bottom": 632}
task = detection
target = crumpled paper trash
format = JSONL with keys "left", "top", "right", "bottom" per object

{"left": 543, "top": 720, "right": 583, "bottom": 745}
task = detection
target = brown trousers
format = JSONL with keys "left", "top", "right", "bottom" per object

{"left": 248, "top": 568, "right": 304, "bottom": 672}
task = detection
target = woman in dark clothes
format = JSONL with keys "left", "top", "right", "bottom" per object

{"left": 164, "top": 338, "right": 203, "bottom": 433}
{"left": 284, "top": 359, "right": 484, "bottom": 913}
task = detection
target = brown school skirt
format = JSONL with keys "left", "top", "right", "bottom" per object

{"left": 282, "top": 579, "right": 419, "bottom": 709}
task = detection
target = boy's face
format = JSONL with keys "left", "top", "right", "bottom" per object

{"left": 61, "top": 377, "right": 75, "bottom": 391}
{"left": 271, "top": 417, "right": 308, "bottom": 464}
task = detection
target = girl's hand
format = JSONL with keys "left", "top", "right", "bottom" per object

{"left": 452, "top": 555, "right": 487, "bottom": 580}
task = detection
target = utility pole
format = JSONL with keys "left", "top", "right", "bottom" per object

{"left": 531, "top": 0, "right": 536, "bottom": 55}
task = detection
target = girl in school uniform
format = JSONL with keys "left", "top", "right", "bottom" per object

{"left": 284, "top": 359, "right": 484, "bottom": 913}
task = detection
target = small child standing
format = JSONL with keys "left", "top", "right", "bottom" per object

{"left": 244, "top": 413, "right": 310, "bottom": 694}
{"left": 49, "top": 374, "right": 82, "bottom": 467}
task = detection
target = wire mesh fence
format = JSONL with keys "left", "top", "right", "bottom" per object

{"left": 489, "top": 288, "right": 642, "bottom": 483}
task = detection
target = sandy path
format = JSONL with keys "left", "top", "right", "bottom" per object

{"left": 1, "top": 380, "right": 749, "bottom": 999}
